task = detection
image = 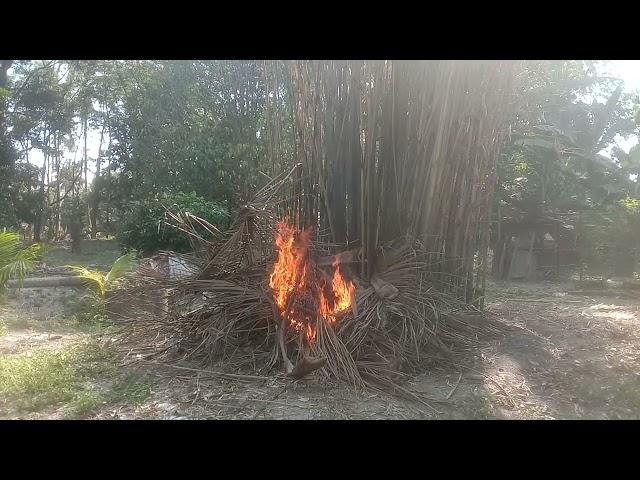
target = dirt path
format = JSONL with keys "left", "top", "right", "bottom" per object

{"left": 3, "top": 280, "right": 640, "bottom": 419}
{"left": 474, "top": 282, "right": 640, "bottom": 419}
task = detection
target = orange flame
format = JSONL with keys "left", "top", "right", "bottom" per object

{"left": 320, "top": 259, "right": 355, "bottom": 323}
{"left": 269, "top": 220, "right": 355, "bottom": 343}
{"left": 269, "top": 221, "right": 311, "bottom": 312}
{"left": 306, "top": 324, "right": 317, "bottom": 342}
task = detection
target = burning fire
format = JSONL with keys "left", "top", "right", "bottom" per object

{"left": 269, "top": 220, "right": 355, "bottom": 342}
{"left": 319, "top": 259, "right": 355, "bottom": 323}
{"left": 269, "top": 221, "right": 311, "bottom": 312}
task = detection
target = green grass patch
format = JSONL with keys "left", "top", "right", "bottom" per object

{"left": 1, "top": 295, "right": 119, "bottom": 338}
{"left": 111, "top": 371, "right": 152, "bottom": 406}
{"left": 1, "top": 310, "right": 67, "bottom": 332}
{"left": 2, "top": 313, "right": 30, "bottom": 330}
{"left": 0, "top": 319, "right": 7, "bottom": 336}
{"left": 64, "top": 294, "right": 110, "bottom": 327}
{"left": 0, "top": 348, "right": 76, "bottom": 412}
{"left": 0, "top": 339, "right": 118, "bottom": 415}
{"left": 64, "top": 389, "right": 104, "bottom": 418}
{"left": 43, "top": 244, "right": 122, "bottom": 272}
{"left": 0, "top": 306, "right": 110, "bottom": 335}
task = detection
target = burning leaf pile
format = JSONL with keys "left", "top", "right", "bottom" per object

{"left": 120, "top": 170, "right": 502, "bottom": 401}
{"left": 269, "top": 220, "right": 355, "bottom": 344}
{"left": 119, "top": 61, "right": 518, "bottom": 403}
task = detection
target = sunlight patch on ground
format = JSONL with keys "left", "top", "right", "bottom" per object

{"left": 480, "top": 353, "right": 556, "bottom": 419}
{"left": 586, "top": 304, "right": 637, "bottom": 321}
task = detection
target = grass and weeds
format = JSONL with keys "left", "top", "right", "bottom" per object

{"left": 1, "top": 292, "right": 126, "bottom": 417}
{"left": 64, "top": 389, "right": 104, "bottom": 417}
{"left": 0, "top": 339, "right": 117, "bottom": 415}
{"left": 64, "top": 294, "right": 112, "bottom": 329}
{"left": 43, "top": 241, "right": 122, "bottom": 272}
{"left": 1, "top": 311, "right": 70, "bottom": 333}
{"left": 110, "top": 371, "right": 153, "bottom": 406}
{"left": 0, "top": 239, "right": 155, "bottom": 418}
{"left": 0, "top": 293, "right": 116, "bottom": 334}
{"left": 0, "top": 293, "right": 150, "bottom": 417}
{"left": 0, "top": 332, "right": 154, "bottom": 417}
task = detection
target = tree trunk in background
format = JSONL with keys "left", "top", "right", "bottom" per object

{"left": 35, "top": 130, "right": 51, "bottom": 243}
{"left": 0, "top": 60, "right": 16, "bottom": 229}
{"left": 54, "top": 132, "right": 61, "bottom": 239}
{"left": 45, "top": 133, "right": 54, "bottom": 241}
{"left": 90, "top": 120, "right": 105, "bottom": 239}
{"left": 70, "top": 219, "right": 82, "bottom": 253}
{"left": 83, "top": 111, "right": 88, "bottom": 192}
{"left": 104, "top": 117, "right": 112, "bottom": 237}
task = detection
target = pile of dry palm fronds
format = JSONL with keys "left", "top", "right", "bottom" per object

{"left": 117, "top": 61, "right": 520, "bottom": 399}
{"left": 118, "top": 168, "right": 503, "bottom": 397}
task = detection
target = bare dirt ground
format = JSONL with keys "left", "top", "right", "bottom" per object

{"left": 0, "top": 287, "right": 81, "bottom": 356}
{"left": 3, "top": 275, "right": 640, "bottom": 419}
{"left": 476, "top": 281, "right": 640, "bottom": 419}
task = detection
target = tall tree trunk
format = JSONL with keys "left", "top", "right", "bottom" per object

{"left": 45, "top": 132, "right": 54, "bottom": 242}
{"left": 105, "top": 121, "right": 112, "bottom": 237}
{"left": 0, "top": 60, "right": 16, "bottom": 228}
{"left": 34, "top": 129, "right": 49, "bottom": 243}
{"left": 70, "top": 137, "right": 82, "bottom": 252}
{"left": 54, "top": 132, "right": 61, "bottom": 239}
{"left": 71, "top": 140, "right": 77, "bottom": 199}
{"left": 83, "top": 110, "right": 88, "bottom": 191}
{"left": 90, "top": 114, "right": 105, "bottom": 239}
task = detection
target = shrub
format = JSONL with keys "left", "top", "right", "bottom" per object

{"left": 117, "top": 192, "right": 230, "bottom": 254}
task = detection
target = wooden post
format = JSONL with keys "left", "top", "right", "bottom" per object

{"left": 525, "top": 231, "right": 535, "bottom": 281}
{"left": 555, "top": 222, "right": 560, "bottom": 279}
{"left": 494, "top": 203, "right": 503, "bottom": 279}
{"left": 498, "top": 238, "right": 506, "bottom": 279}
{"left": 576, "top": 212, "right": 583, "bottom": 282}
{"left": 508, "top": 235, "right": 518, "bottom": 280}
{"left": 496, "top": 202, "right": 502, "bottom": 253}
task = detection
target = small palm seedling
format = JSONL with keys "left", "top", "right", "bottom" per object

{"left": 67, "top": 252, "right": 138, "bottom": 298}
{"left": 0, "top": 231, "right": 44, "bottom": 289}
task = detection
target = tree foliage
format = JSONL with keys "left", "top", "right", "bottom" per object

{"left": 495, "top": 60, "right": 640, "bottom": 277}
{"left": 1, "top": 59, "right": 640, "bottom": 280}
{"left": 116, "top": 192, "right": 230, "bottom": 254}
